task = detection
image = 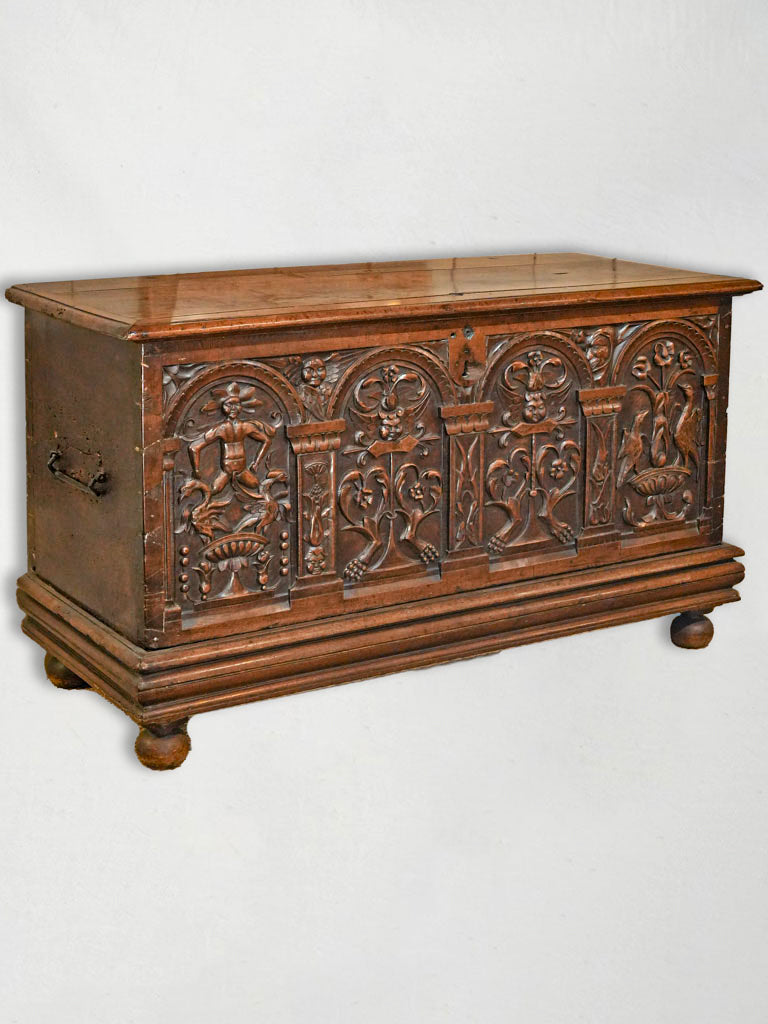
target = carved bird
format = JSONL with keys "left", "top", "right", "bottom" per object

{"left": 674, "top": 382, "right": 702, "bottom": 471}
{"left": 617, "top": 409, "right": 648, "bottom": 486}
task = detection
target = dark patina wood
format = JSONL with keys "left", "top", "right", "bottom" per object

{"left": 6, "top": 253, "right": 761, "bottom": 769}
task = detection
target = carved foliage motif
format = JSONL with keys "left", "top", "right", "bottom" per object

{"left": 163, "top": 363, "right": 208, "bottom": 407}
{"left": 300, "top": 459, "right": 331, "bottom": 574}
{"left": 615, "top": 333, "right": 708, "bottom": 528}
{"left": 442, "top": 403, "right": 493, "bottom": 552}
{"left": 579, "top": 387, "right": 626, "bottom": 532}
{"left": 287, "top": 421, "right": 345, "bottom": 585}
{"left": 484, "top": 344, "right": 584, "bottom": 552}
{"left": 452, "top": 435, "right": 482, "bottom": 547}
{"left": 172, "top": 376, "right": 293, "bottom": 605}
{"left": 587, "top": 419, "right": 611, "bottom": 524}
{"left": 335, "top": 360, "right": 444, "bottom": 582}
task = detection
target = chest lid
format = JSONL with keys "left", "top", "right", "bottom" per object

{"left": 6, "top": 251, "right": 761, "bottom": 341}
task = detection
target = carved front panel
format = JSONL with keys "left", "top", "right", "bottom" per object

{"left": 482, "top": 336, "right": 590, "bottom": 555}
{"left": 155, "top": 313, "right": 722, "bottom": 633}
{"left": 611, "top": 322, "right": 716, "bottom": 532}
{"left": 166, "top": 367, "right": 297, "bottom": 609}
{"left": 331, "top": 351, "right": 451, "bottom": 584}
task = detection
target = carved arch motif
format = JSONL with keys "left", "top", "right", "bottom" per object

{"left": 330, "top": 348, "right": 454, "bottom": 584}
{"left": 481, "top": 330, "right": 594, "bottom": 398}
{"left": 164, "top": 359, "right": 304, "bottom": 431}
{"left": 165, "top": 362, "right": 301, "bottom": 608}
{"left": 611, "top": 321, "right": 715, "bottom": 531}
{"left": 327, "top": 345, "right": 456, "bottom": 418}
{"left": 610, "top": 320, "right": 716, "bottom": 384}
{"left": 481, "top": 333, "right": 592, "bottom": 554}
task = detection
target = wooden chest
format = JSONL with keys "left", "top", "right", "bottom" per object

{"left": 6, "top": 253, "right": 761, "bottom": 769}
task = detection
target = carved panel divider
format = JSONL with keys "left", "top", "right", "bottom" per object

{"left": 700, "top": 372, "right": 719, "bottom": 533}
{"left": 440, "top": 401, "right": 494, "bottom": 572}
{"left": 162, "top": 438, "right": 182, "bottom": 631}
{"left": 577, "top": 385, "right": 626, "bottom": 548}
{"left": 286, "top": 419, "right": 346, "bottom": 599}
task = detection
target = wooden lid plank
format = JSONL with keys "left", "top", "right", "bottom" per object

{"left": 6, "top": 252, "right": 761, "bottom": 340}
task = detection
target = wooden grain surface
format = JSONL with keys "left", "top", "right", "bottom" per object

{"left": 6, "top": 252, "right": 761, "bottom": 340}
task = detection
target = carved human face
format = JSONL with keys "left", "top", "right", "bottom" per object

{"left": 301, "top": 358, "right": 326, "bottom": 388}
{"left": 223, "top": 397, "right": 241, "bottom": 419}
{"left": 378, "top": 409, "right": 404, "bottom": 440}
{"left": 522, "top": 391, "right": 546, "bottom": 423}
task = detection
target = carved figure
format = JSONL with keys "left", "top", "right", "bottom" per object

{"left": 188, "top": 382, "right": 274, "bottom": 496}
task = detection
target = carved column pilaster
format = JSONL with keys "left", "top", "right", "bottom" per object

{"left": 287, "top": 419, "right": 346, "bottom": 600}
{"left": 162, "top": 438, "right": 182, "bottom": 631}
{"left": 440, "top": 401, "right": 494, "bottom": 573}
{"left": 578, "top": 385, "right": 626, "bottom": 548}
{"left": 700, "top": 372, "right": 719, "bottom": 533}
{"left": 709, "top": 303, "right": 731, "bottom": 542}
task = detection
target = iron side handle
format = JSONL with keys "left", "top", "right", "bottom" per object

{"left": 48, "top": 450, "right": 108, "bottom": 497}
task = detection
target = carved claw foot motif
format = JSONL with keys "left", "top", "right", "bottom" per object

{"left": 670, "top": 611, "right": 714, "bottom": 650}
{"left": 544, "top": 518, "right": 575, "bottom": 544}
{"left": 343, "top": 558, "right": 367, "bottom": 582}
{"left": 418, "top": 542, "right": 439, "bottom": 565}
{"left": 487, "top": 535, "right": 506, "bottom": 555}
{"left": 44, "top": 652, "right": 89, "bottom": 690}
{"left": 135, "top": 720, "right": 191, "bottom": 771}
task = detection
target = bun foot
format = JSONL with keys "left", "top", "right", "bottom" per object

{"left": 135, "top": 721, "right": 191, "bottom": 771}
{"left": 670, "top": 611, "right": 714, "bottom": 650}
{"left": 44, "top": 652, "right": 89, "bottom": 689}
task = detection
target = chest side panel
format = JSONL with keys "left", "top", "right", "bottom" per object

{"left": 25, "top": 313, "right": 144, "bottom": 640}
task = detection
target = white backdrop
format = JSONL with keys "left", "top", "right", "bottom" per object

{"left": 2, "top": 2, "right": 767, "bottom": 1022}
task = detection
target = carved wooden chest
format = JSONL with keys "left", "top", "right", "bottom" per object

{"left": 7, "top": 253, "right": 761, "bottom": 769}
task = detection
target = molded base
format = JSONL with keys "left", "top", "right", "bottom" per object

{"left": 17, "top": 542, "right": 745, "bottom": 769}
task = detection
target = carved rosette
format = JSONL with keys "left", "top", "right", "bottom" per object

{"left": 287, "top": 419, "right": 346, "bottom": 596}
{"left": 577, "top": 386, "right": 626, "bottom": 546}
{"left": 440, "top": 401, "right": 494, "bottom": 570}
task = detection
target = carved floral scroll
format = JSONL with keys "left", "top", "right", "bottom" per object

{"left": 331, "top": 353, "right": 452, "bottom": 584}
{"left": 482, "top": 340, "right": 589, "bottom": 555}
